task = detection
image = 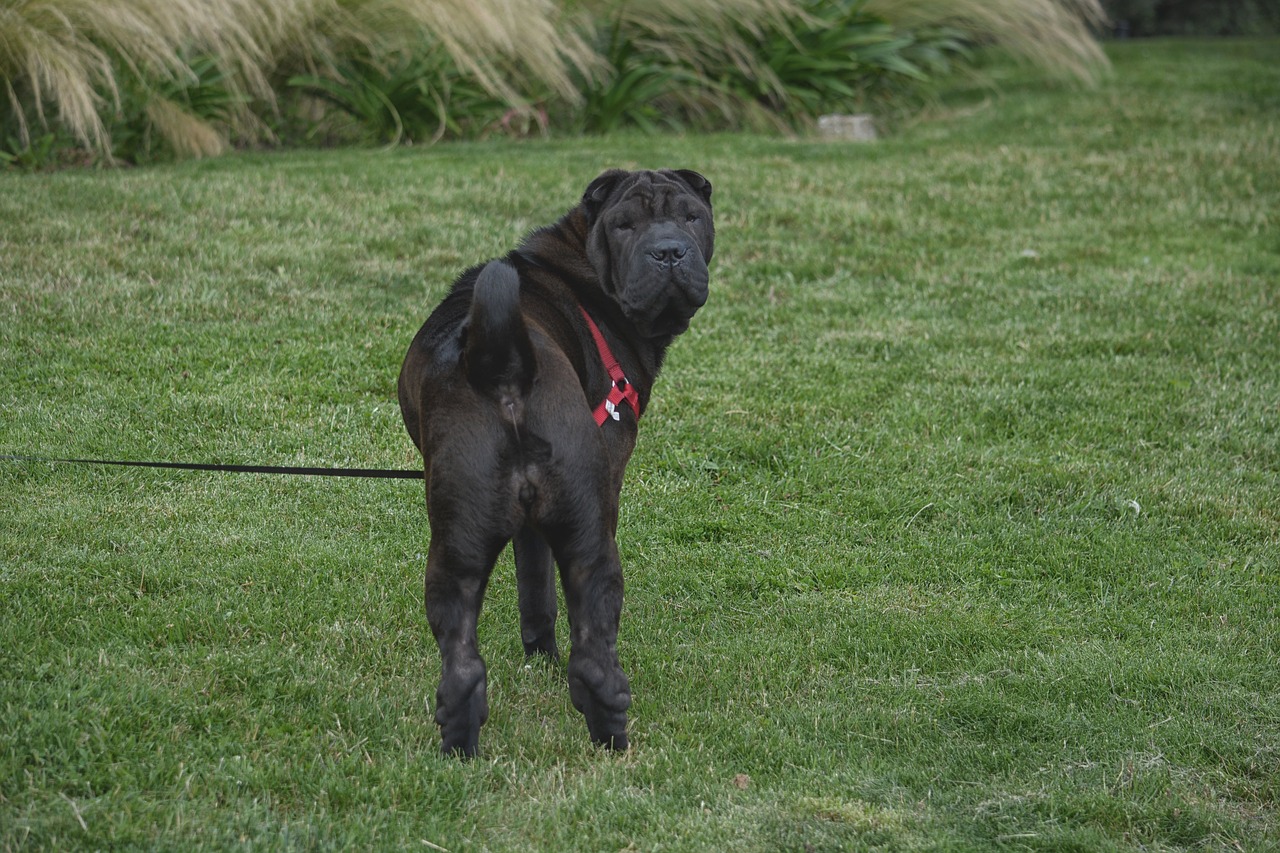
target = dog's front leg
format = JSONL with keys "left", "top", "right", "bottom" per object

{"left": 424, "top": 544, "right": 493, "bottom": 758}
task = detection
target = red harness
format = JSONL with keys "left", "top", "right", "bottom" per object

{"left": 579, "top": 306, "right": 640, "bottom": 426}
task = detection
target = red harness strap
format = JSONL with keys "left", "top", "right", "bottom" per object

{"left": 579, "top": 306, "right": 641, "bottom": 426}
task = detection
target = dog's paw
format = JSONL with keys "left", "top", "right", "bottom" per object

{"left": 435, "top": 665, "right": 488, "bottom": 758}
{"left": 522, "top": 636, "right": 560, "bottom": 660}
{"left": 569, "top": 657, "right": 631, "bottom": 750}
{"left": 592, "top": 725, "right": 629, "bottom": 752}
{"left": 579, "top": 700, "right": 629, "bottom": 751}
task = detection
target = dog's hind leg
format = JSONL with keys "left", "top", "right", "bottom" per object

{"left": 424, "top": 539, "right": 499, "bottom": 758}
{"left": 514, "top": 526, "right": 559, "bottom": 660}
{"left": 553, "top": 536, "right": 632, "bottom": 750}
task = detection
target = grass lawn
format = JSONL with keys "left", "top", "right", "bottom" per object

{"left": 2, "top": 38, "right": 1277, "bottom": 851}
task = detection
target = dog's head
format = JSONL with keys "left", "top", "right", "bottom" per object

{"left": 582, "top": 169, "right": 714, "bottom": 339}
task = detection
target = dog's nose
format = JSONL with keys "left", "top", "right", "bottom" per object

{"left": 648, "top": 240, "right": 689, "bottom": 266}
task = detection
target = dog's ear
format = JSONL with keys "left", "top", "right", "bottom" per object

{"left": 582, "top": 170, "right": 629, "bottom": 221}
{"left": 673, "top": 169, "right": 712, "bottom": 204}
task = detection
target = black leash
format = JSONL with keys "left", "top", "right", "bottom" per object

{"left": 1, "top": 453, "right": 423, "bottom": 480}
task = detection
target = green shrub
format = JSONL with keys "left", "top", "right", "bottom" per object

{"left": 0, "top": 130, "right": 59, "bottom": 170}
{"left": 288, "top": 49, "right": 483, "bottom": 146}
{"left": 571, "top": 0, "right": 972, "bottom": 134}
{"left": 573, "top": 22, "right": 698, "bottom": 134}
{"left": 722, "top": 0, "right": 970, "bottom": 125}
{"left": 107, "top": 55, "right": 244, "bottom": 163}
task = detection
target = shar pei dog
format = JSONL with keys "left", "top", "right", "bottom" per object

{"left": 398, "top": 169, "right": 714, "bottom": 756}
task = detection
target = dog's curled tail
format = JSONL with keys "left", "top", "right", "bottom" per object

{"left": 463, "top": 260, "right": 535, "bottom": 400}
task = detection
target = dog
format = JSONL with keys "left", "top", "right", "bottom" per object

{"left": 398, "top": 169, "right": 714, "bottom": 756}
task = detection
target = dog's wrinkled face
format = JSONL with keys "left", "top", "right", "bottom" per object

{"left": 584, "top": 169, "right": 714, "bottom": 338}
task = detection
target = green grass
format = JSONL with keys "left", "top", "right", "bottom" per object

{"left": 2, "top": 38, "right": 1278, "bottom": 851}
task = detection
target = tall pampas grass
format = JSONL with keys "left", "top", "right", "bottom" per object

{"left": 560, "top": 0, "right": 1107, "bottom": 134}
{"left": 577, "top": 0, "right": 797, "bottom": 76}
{"left": 867, "top": 0, "right": 1108, "bottom": 83}
{"left": 0, "top": 0, "right": 314, "bottom": 155}
{"left": 296, "top": 0, "right": 598, "bottom": 103}
{"left": 0, "top": 0, "right": 1108, "bottom": 161}
{"left": 0, "top": 0, "right": 598, "bottom": 157}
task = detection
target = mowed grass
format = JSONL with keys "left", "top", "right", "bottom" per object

{"left": 2, "top": 38, "right": 1277, "bottom": 851}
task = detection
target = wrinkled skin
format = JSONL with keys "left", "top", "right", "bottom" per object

{"left": 398, "top": 169, "right": 714, "bottom": 757}
{"left": 584, "top": 169, "right": 714, "bottom": 339}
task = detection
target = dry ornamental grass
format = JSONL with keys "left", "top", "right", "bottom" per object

{"left": 2, "top": 0, "right": 1107, "bottom": 159}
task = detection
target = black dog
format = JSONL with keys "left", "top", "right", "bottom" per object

{"left": 398, "top": 169, "right": 714, "bottom": 756}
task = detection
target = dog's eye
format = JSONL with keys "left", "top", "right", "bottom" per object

{"left": 685, "top": 214, "right": 700, "bottom": 224}
{"left": 615, "top": 221, "right": 634, "bottom": 232}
